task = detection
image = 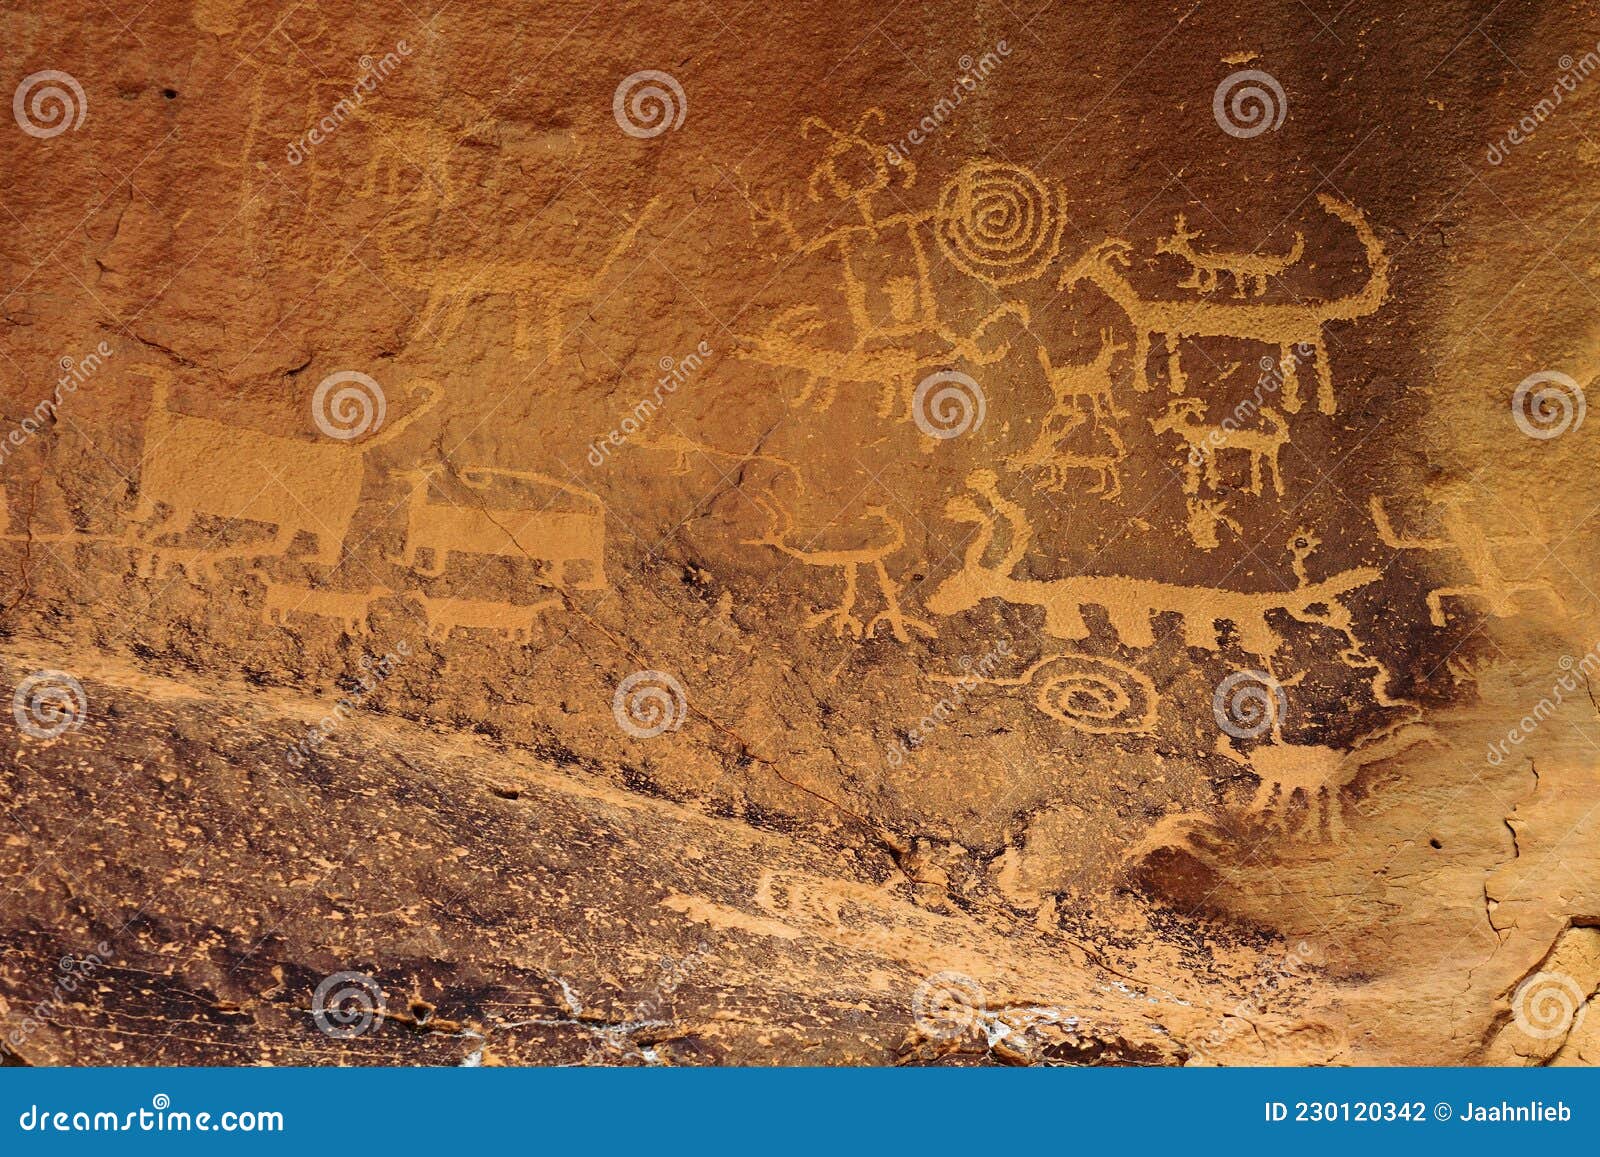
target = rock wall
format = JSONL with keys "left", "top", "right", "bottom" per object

{"left": 0, "top": 0, "right": 1596, "bottom": 1064}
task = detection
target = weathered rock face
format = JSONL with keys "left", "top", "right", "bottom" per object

{"left": 0, "top": 0, "right": 1597, "bottom": 1066}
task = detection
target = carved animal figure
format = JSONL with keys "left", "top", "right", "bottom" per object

{"left": 1155, "top": 213, "right": 1305, "bottom": 297}
{"left": 356, "top": 94, "right": 492, "bottom": 206}
{"left": 407, "top": 591, "right": 560, "bottom": 643}
{"left": 389, "top": 466, "right": 606, "bottom": 589}
{"left": 1058, "top": 194, "right": 1389, "bottom": 414}
{"left": 1035, "top": 330, "right": 1128, "bottom": 422}
{"left": 1370, "top": 489, "right": 1564, "bottom": 626}
{"left": 260, "top": 580, "right": 392, "bottom": 635}
{"left": 1006, "top": 405, "right": 1126, "bottom": 500}
{"left": 1149, "top": 397, "right": 1289, "bottom": 496}
{"left": 130, "top": 364, "right": 441, "bottom": 574}
{"left": 1185, "top": 497, "right": 1242, "bottom": 550}
{"left": 377, "top": 198, "right": 659, "bottom": 363}
{"left": 742, "top": 494, "right": 933, "bottom": 643}
{"left": 926, "top": 471, "right": 1379, "bottom": 659}
{"left": 736, "top": 301, "right": 1024, "bottom": 417}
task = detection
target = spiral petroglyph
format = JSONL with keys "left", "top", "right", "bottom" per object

{"left": 934, "top": 161, "right": 1063, "bottom": 286}
{"left": 1032, "top": 654, "right": 1158, "bottom": 734}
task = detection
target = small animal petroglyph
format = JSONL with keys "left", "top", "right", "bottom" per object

{"left": 406, "top": 591, "right": 560, "bottom": 643}
{"left": 1155, "top": 213, "right": 1305, "bottom": 297}
{"left": 1185, "top": 497, "right": 1242, "bottom": 551}
{"left": 928, "top": 471, "right": 1378, "bottom": 659}
{"left": 389, "top": 465, "right": 607, "bottom": 589}
{"left": 1370, "top": 490, "right": 1563, "bottom": 627}
{"left": 1059, "top": 194, "right": 1389, "bottom": 414}
{"left": 1007, "top": 403, "right": 1127, "bottom": 500}
{"left": 129, "top": 364, "right": 441, "bottom": 577}
{"left": 1220, "top": 719, "right": 1443, "bottom": 843}
{"left": 1150, "top": 397, "right": 1288, "bottom": 497}
{"left": 742, "top": 493, "right": 933, "bottom": 644}
{"left": 1035, "top": 331, "right": 1128, "bottom": 422}
{"left": 377, "top": 199, "right": 659, "bottom": 363}
{"left": 259, "top": 580, "right": 392, "bottom": 635}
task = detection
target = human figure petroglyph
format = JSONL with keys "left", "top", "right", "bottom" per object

{"left": 1155, "top": 213, "right": 1305, "bottom": 298}
{"left": 741, "top": 114, "right": 1034, "bottom": 421}
{"left": 1370, "top": 490, "right": 1564, "bottom": 627}
{"left": 932, "top": 651, "right": 1159, "bottom": 735}
{"left": 406, "top": 591, "right": 561, "bottom": 643}
{"left": 388, "top": 465, "right": 607, "bottom": 589}
{"left": 1150, "top": 397, "right": 1288, "bottom": 497}
{"left": 129, "top": 364, "right": 441, "bottom": 575}
{"left": 259, "top": 580, "right": 392, "bottom": 635}
{"left": 927, "top": 471, "right": 1379, "bottom": 658}
{"left": 742, "top": 493, "right": 934, "bottom": 643}
{"left": 377, "top": 198, "right": 660, "bottom": 363}
{"left": 1058, "top": 194, "right": 1389, "bottom": 414}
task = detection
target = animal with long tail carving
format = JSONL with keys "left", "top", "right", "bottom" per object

{"left": 1058, "top": 194, "right": 1389, "bottom": 414}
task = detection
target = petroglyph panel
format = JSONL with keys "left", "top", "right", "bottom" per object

{"left": 2, "top": 0, "right": 1597, "bottom": 1070}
